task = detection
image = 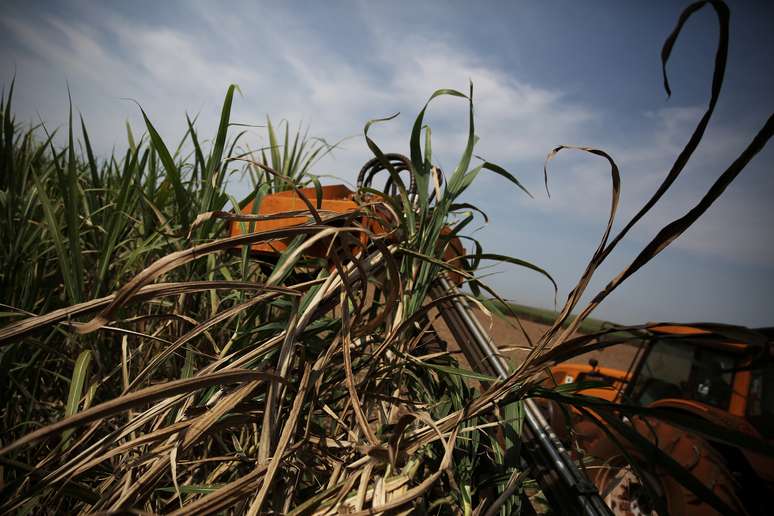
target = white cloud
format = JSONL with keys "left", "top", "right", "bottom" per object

{"left": 512, "top": 104, "right": 774, "bottom": 266}
{"left": 2, "top": 3, "right": 770, "bottom": 270}
{"left": 2, "top": 4, "right": 595, "bottom": 159}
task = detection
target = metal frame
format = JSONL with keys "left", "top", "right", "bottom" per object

{"left": 431, "top": 276, "right": 613, "bottom": 516}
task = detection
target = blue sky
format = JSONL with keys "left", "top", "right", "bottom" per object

{"left": 2, "top": 1, "right": 773, "bottom": 326}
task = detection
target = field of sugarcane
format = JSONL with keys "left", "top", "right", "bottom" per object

{"left": 1, "top": 1, "right": 773, "bottom": 514}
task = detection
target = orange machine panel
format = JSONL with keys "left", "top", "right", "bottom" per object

{"left": 649, "top": 324, "right": 711, "bottom": 336}
{"left": 229, "top": 184, "right": 467, "bottom": 276}
{"left": 229, "top": 185, "right": 362, "bottom": 257}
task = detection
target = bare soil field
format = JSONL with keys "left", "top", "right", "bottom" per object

{"left": 433, "top": 308, "right": 640, "bottom": 373}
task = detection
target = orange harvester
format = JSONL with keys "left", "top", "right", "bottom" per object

{"left": 547, "top": 324, "right": 774, "bottom": 516}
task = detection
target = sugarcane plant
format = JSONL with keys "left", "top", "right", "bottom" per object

{"left": 0, "top": 1, "right": 773, "bottom": 514}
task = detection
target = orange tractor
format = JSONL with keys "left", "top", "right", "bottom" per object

{"left": 229, "top": 155, "right": 614, "bottom": 515}
{"left": 548, "top": 324, "right": 774, "bottom": 515}
{"left": 228, "top": 155, "right": 773, "bottom": 515}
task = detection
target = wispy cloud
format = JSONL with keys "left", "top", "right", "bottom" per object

{"left": 521, "top": 104, "right": 774, "bottom": 266}
{"left": 2, "top": 1, "right": 772, "bottom": 325}
{"left": 2, "top": 4, "right": 596, "bottom": 170}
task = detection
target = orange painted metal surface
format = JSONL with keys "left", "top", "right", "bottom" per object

{"left": 729, "top": 367, "right": 751, "bottom": 417}
{"left": 649, "top": 324, "right": 712, "bottom": 335}
{"left": 229, "top": 184, "right": 467, "bottom": 283}
{"left": 548, "top": 363, "right": 629, "bottom": 402}
{"left": 228, "top": 185, "right": 374, "bottom": 258}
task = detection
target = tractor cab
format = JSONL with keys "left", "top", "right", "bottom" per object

{"left": 548, "top": 324, "right": 774, "bottom": 516}
{"left": 622, "top": 324, "right": 774, "bottom": 438}
{"left": 548, "top": 324, "right": 774, "bottom": 430}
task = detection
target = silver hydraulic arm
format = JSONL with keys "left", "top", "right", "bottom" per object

{"left": 430, "top": 276, "right": 612, "bottom": 516}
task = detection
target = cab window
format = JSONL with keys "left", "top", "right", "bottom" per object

{"left": 747, "top": 362, "right": 774, "bottom": 438}
{"left": 631, "top": 339, "right": 736, "bottom": 409}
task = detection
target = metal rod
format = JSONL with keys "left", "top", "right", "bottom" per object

{"left": 432, "top": 276, "right": 612, "bottom": 516}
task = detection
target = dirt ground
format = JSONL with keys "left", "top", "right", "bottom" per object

{"left": 431, "top": 308, "right": 640, "bottom": 373}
